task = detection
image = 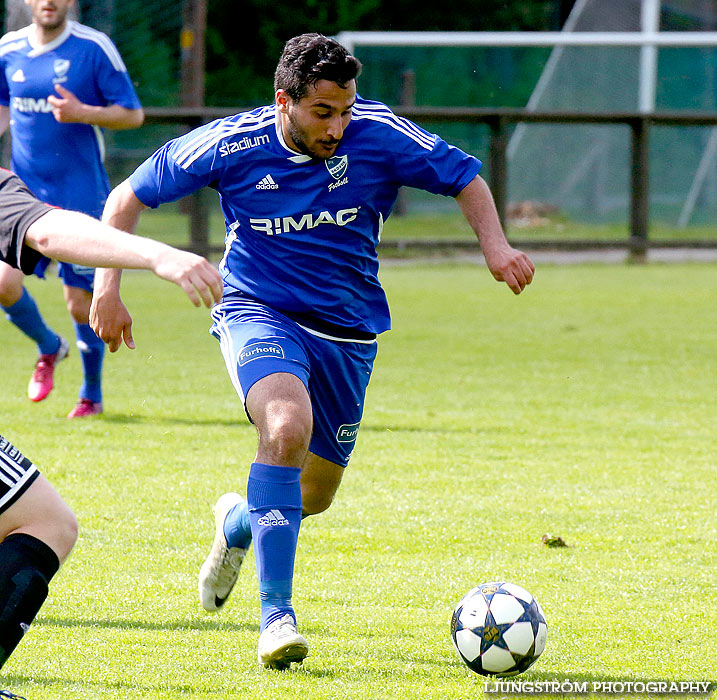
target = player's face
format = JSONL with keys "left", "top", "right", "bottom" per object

{"left": 278, "top": 79, "right": 356, "bottom": 160}
{"left": 25, "top": 0, "right": 73, "bottom": 31}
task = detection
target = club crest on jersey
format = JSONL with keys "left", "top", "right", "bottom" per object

{"left": 326, "top": 155, "right": 348, "bottom": 180}
{"left": 326, "top": 155, "right": 349, "bottom": 191}
{"left": 53, "top": 59, "right": 70, "bottom": 83}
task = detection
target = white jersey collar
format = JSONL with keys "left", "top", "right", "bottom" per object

{"left": 27, "top": 19, "right": 72, "bottom": 57}
{"left": 274, "top": 110, "right": 312, "bottom": 164}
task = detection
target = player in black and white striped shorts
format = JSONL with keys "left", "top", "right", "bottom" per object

{"left": 0, "top": 433, "right": 72, "bottom": 675}
{"left": 0, "top": 436, "right": 38, "bottom": 513}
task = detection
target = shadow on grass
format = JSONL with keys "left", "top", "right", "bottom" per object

{"left": 1, "top": 673, "right": 216, "bottom": 696}
{"left": 3, "top": 661, "right": 341, "bottom": 693}
{"left": 101, "top": 413, "right": 506, "bottom": 435}
{"left": 35, "top": 614, "right": 259, "bottom": 634}
{"left": 100, "top": 412, "right": 248, "bottom": 429}
{"left": 361, "top": 422, "right": 510, "bottom": 436}
{"left": 35, "top": 615, "right": 342, "bottom": 639}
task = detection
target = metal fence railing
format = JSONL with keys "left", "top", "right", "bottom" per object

{"left": 132, "top": 106, "right": 717, "bottom": 257}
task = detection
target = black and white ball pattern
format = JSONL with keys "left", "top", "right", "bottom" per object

{"left": 451, "top": 581, "right": 547, "bottom": 676}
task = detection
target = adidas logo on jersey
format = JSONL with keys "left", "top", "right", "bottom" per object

{"left": 10, "top": 69, "right": 25, "bottom": 82}
{"left": 256, "top": 174, "right": 278, "bottom": 190}
{"left": 257, "top": 509, "right": 290, "bottom": 527}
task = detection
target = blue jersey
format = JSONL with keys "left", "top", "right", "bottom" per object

{"left": 130, "top": 97, "right": 481, "bottom": 335}
{"left": 0, "top": 21, "right": 141, "bottom": 218}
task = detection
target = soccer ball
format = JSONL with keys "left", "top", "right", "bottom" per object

{"left": 451, "top": 581, "right": 547, "bottom": 676}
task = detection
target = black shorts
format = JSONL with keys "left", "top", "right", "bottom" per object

{"left": 0, "top": 434, "right": 39, "bottom": 514}
{"left": 0, "top": 168, "right": 53, "bottom": 274}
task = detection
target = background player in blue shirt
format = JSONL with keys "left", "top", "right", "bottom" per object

{"left": 0, "top": 0, "right": 144, "bottom": 418}
{"left": 90, "top": 34, "right": 535, "bottom": 670}
{"left": 0, "top": 166, "right": 222, "bottom": 677}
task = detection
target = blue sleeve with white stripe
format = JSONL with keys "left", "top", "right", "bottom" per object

{"left": 130, "top": 120, "right": 227, "bottom": 208}
{"left": 394, "top": 133, "right": 482, "bottom": 196}
{"left": 66, "top": 23, "right": 141, "bottom": 110}
{"left": 349, "top": 99, "right": 482, "bottom": 197}
{"left": 90, "top": 45, "right": 142, "bottom": 110}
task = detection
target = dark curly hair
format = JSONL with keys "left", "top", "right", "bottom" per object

{"left": 274, "top": 33, "right": 362, "bottom": 101}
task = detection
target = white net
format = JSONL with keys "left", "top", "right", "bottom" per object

{"left": 346, "top": 1, "right": 717, "bottom": 232}
{"left": 508, "top": 0, "right": 717, "bottom": 228}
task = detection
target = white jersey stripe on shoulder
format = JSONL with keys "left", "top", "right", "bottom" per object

{"left": 173, "top": 118, "right": 274, "bottom": 169}
{"left": 171, "top": 110, "right": 274, "bottom": 164}
{"left": 351, "top": 112, "right": 435, "bottom": 151}
{"left": 352, "top": 104, "right": 435, "bottom": 148}
{"left": 0, "top": 25, "right": 31, "bottom": 45}
{"left": 173, "top": 122, "right": 244, "bottom": 165}
{"left": 174, "top": 117, "right": 275, "bottom": 169}
{"left": 177, "top": 121, "right": 273, "bottom": 169}
{"left": 0, "top": 40, "right": 25, "bottom": 58}
{"left": 0, "top": 26, "right": 31, "bottom": 56}
{"left": 70, "top": 22, "right": 127, "bottom": 72}
{"left": 352, "top": 102, "right": 430, "bottom": 133}
{"left": 351, "top": 105, "right": 435, "bottom": 148}
{"left": 71, "top": 23, "right": 126, "bottom": 71}
{"left": 171, "top": 108, "right": 275, "bottom": 163}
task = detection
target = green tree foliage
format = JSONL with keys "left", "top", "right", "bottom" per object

{"left": 204, "top": 0, "right": 562, "bottom": 106}
{"left": 111, "top": 0, "right": 180, "bottom": 106}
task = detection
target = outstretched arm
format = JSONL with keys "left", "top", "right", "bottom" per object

{"left": 26, "top": 208, "right": 221, "bottom": 304}
{"left": 455, "top": 175, "right": 535, "bottom": 294}
{"left": 24, "top": 192, "right": 222, "bottom": 352}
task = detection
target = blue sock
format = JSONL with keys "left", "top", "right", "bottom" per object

{"left": 224, "top": 504, "right": 311, "bottom": 551}
{"left": 224, "top": 499, "right": 252, "bottom": 550}
{"left": 74, "top": 322, "right": 104, "bottom": 403}
{"left": 247, "top": 462, "right": 302, "bottom": 632}
{"left": 3, "top": 288, "right": 60, "bottom": 355}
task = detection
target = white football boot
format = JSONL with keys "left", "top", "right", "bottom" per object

{"left": 198, "top": 493, "right": 248, "bottom": 611}
{"left": 257, "top": 614, "right": 309, "bottom": 670}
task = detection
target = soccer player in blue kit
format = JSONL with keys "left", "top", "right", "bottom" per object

{"left": 0, "top": 0, "right": 144, "bottom": 417}
{"left": 91, "top": 34, "right": 535, "bottom": 669}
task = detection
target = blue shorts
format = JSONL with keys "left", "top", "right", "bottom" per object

{"left": 210, "top": 296, "right": 378, "bottom": 467}
{"left": 57, "top": 262, "right": 95, "bottom": 292}
{"left": 33, "top": 256, "right": 95, "bottom": 292}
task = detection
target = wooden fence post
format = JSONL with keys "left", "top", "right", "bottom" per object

{"left": 489, "top": 117, "right": 508, "bottom": 233}
{"left": 629, "top": 117, "right": 650, "bottom": 260}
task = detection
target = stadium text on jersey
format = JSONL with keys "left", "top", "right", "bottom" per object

{"left": 219, "top": 134, "right": 270, "bottom": 157}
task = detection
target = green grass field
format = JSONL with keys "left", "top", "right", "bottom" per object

{"left": 1, "top": 261, "right": 715, "bottom": 699}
